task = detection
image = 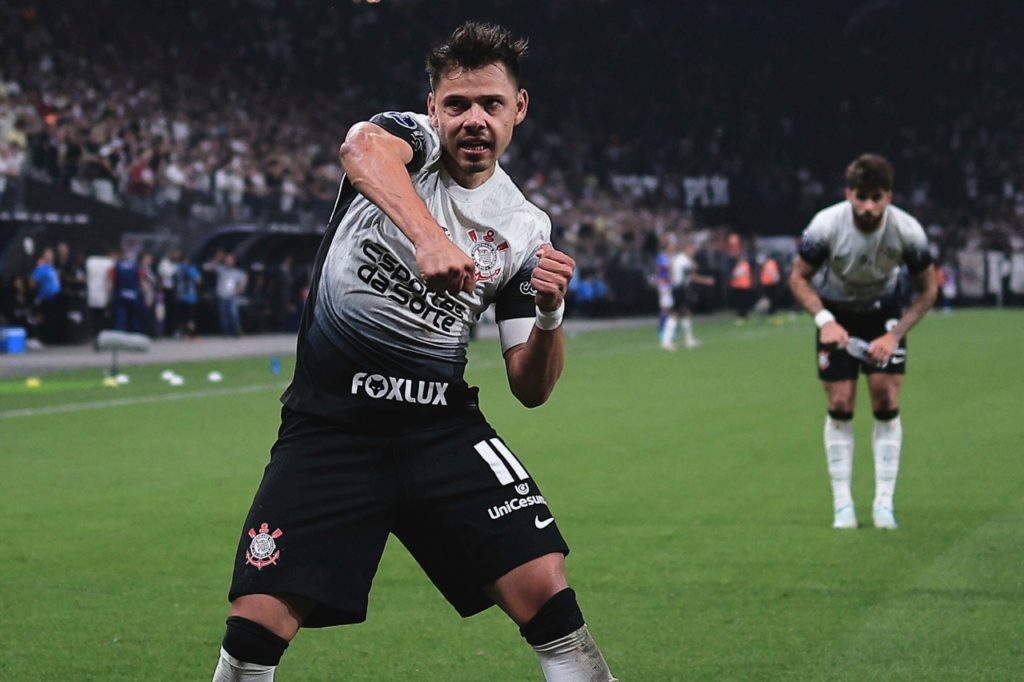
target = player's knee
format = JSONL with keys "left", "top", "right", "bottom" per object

{"left": 871, "top": 391, "right": 899, "bottom": 413}
{"left": 826, "top": 393, "right": 854, "bottom": 413}
{"left": 230, "top": 593, "right": 310, "bottom": 641}
{"left": 825, "top": 388, "right": 855, "bottom": 414}
{"left": 519, "top": 587, "right": 585, "bottom": 646}
{"left": 221, "top": 616, "right": 290, "bottom": 667}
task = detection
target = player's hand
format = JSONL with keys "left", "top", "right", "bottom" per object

{"left": 415, "top": 232, "right": 476, "bottom": 295}
{"left": 819, "top": 320, "right": 849, "bottom": 349}
{"left": 868, "top": 332, "right": 900, "bottom": 366}
{"left": 531, "top": 245, "right": 575, "bottom": 311}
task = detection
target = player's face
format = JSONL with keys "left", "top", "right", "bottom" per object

{"left": 428, "top": 62, "right": 528, "bottom": 188}
{"left": 845, "top": 187, "right": 892, "bottom": 233}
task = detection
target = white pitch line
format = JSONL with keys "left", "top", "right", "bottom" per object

{"left": 1, "top": 324, "right": 802, "bottom": 420}
{"left": 0, "top": 383, "right": 287, "bottom": 420}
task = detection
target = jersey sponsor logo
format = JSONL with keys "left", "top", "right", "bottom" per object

{"left": 245, "top": 522, "right": 283, "bottom": 570}
{"left": 467, "top": 229, "right": 509, "bottom": 282}
{"left": 487, "top": 494, "right": 548, "bottom": 520}
{"left": 515, "top": 482, "right": 530, "bottom": 495}
{"left": 351, "top": 372, "right": 448, "bottom": 405}
{"left": 534, "top": 515, "right": 556, "bottom": 529}
{"left": 357, "top": 240, "right": 468, "bottom": 332}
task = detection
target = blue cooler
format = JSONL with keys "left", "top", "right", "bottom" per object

{"left": 1, "top": 327, "right": 27, "bottom": 354}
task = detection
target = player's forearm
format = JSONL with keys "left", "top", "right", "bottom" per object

{"left": 789, "top": 270, "right": 825, "bottom": 315}
{"left": 339, "top": 130, "right": 444, "bottom": 248}
{"left": 505, "top": 329, "right": 564, "bottom": 408}
{"left": 890, "top": 270, "right": 937, "bottom": 340}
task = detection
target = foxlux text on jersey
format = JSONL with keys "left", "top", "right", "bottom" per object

{"left": 351, "top": 372, "right": 448, "bottom": 405}
{"left": 357, "top": 240, "right": 469, "bottom": 332}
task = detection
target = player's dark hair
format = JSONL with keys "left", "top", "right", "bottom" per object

{"left": 426, "top": 22, "right": 528, "bottom": 91}
{"left": 846, "top": 154, "right": 894, "bottom": 191}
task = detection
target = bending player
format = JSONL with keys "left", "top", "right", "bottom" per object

{"left": 789, "top": 154, "right": 936, "bottom": 530}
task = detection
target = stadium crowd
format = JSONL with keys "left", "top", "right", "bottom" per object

{"left": 2, "top": 0, "right": 1023, "bottom": 344}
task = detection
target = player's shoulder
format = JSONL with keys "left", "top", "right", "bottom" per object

{"left": 810, "top": 201, "right": 849, "bottom": 228}
{"left": 368, "top": 111, "right": 440, "bottom": 170}
{"left": 886, "top": 204, "right": 926, "bottom": 239}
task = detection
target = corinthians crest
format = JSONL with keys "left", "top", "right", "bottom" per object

{"left": 245, "top": 522, "right": 284, "bottom": 570}
{"left": 467, "top": 229, "right": 509, "bottom": 282}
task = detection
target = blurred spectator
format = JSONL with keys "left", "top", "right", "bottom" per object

{"left": 30, "top": 247, "right": 61, "bottom": 343}
{"left": 729, "top": 251, "right": 754, "bottom": 321}
{"left": 214, "top": 253, "right": 247, "bottom": 337}
{"left": 110, "top": 251, "right": 144, "bottom": 333}
{"left": 139, "top": 252, "right": 158, "bottom": 335}
{"left": 758, "top": 254, "right": 782, "bottom": 315}
{"left": 157, "top": 250, "right": 181, "bottom": 336}
{"left": 174, "top": 255, "right": 202, "bottom": 337}
{"left": 85, "top": 250, "right": 115, "bottom": 333}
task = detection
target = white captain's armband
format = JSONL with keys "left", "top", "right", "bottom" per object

{"left": 535, "top": 301, "right": 565, "bottom": 331}
{"left": 498, "top": 317, "right": 535, "bottom": 353}
{"left": 814, "top": 309, "right": 835, "bottom": 329}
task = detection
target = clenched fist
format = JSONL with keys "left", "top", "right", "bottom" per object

{"left": 531, "top": 245, "right": 575, "bottom": 312}
{"left": 416, "top": 233, "right": 476, "bottom": 295}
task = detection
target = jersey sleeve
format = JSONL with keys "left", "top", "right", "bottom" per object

{"left": 368, "top": 111, "right": 441, "bottom": 173}
{"left": 494, "top": 213, "right": 551, "bottom": 353}
{"left": 494, "top": 259, "right": 538, "bottom": 353}
{"left": 900, "top": 217, "right": 934, "bottom": 274}
{"left": 797, "top": 213, "right": 831, "bottom": 267}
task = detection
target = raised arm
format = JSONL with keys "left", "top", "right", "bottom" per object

{"left": 503, "top": 246, "right": 575, "bottom": 408}
{"left": 339, "top": 122, "right": 474, "bottom": 294}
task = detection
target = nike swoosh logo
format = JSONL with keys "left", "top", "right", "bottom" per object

{"left": 534, "top": 516, "right": 555, "bottom": 529}
{"left": 889, "top": 356, "right": 905, "bottom": 364}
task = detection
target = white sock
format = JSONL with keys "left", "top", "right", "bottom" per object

{"left": 681, "top": 317, "right": 695, "bottom": 343}
{"left": 661, "top": 317, "right": 677, "bottom": 344}
{"left": 213, "top": 648, "right": 276, "bottom": 681}
{"left": 873, "top": 415, "right": 902, "bottom": 509}
{"left": 532, "top": 625, "right": 617, "bottom": 682}
{"left": 824, "top": 415, "right": 854, "bottom": 510}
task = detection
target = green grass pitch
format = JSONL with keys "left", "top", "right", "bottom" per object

{"left": 1, "top": 309, "right": 1022, "bottom": 680}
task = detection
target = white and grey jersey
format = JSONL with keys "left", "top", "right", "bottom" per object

{"left": 670, "top": 253, "right": 694, "bottom": 287}
{"left": 283, "top": 111, "right": 550, "bottom": 424}
{"left": 798, "top": 200, "right": 932, "bottom": 308}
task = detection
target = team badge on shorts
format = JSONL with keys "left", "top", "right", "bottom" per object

{"left": 818, "top": 350, "right": 831, "bottom": 370}
{"left": 245, "top": 522, "right": 284, "bottom": 570}
{"left": 467, "top": 229, "right": 509, "bottom": 282}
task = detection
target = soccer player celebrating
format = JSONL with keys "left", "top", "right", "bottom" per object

{"left": 789, "top": 154, "right": 937, "bottom": 530}
{"left": 211, "top": 22, "right": 616, "bottom": 681}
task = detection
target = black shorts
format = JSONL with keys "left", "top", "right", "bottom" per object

{"left": 816, "top": 303, "right": 907, "bottom": 382}
{"left": 671, "top": 285, "right": 694, "bottom": 314}
{"left": 228, "top": 406, "right": 569, "bottom": 627}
